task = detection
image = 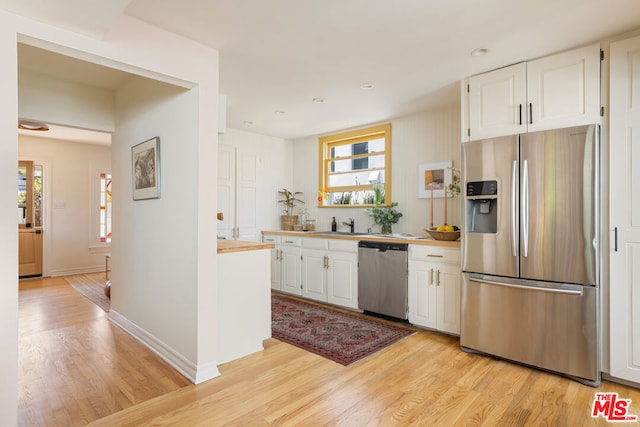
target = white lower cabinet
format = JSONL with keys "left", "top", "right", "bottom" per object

{"left": 408, "top": 245, "right": 461, "bottom": 335}
{"left": 301, "top": 238, "right": 358, "bottom": 309}
{"left": 263, "top": 234, "right": 302, "bottom": 295}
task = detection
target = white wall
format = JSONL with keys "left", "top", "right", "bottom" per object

{"left": 292, "top": 106, "right": 461, "bottom": 235}
{"left": 111, "top": 76, "right": 201, "bottom": 367}
{"left": 19, "top": 135, "right": 111, "bottom": 276}
{"left": 19, "top": 70, "right": 116, "bottom": 132}
{"left": 0, "top": 21, "right": 19, "bottom": 423}
{"left": 0, "top": 11, "right": 220, "bottom": 422}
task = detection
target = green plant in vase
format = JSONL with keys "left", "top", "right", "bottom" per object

{"left": 368, "top": 202, "right": 403, "bottom": 234}
{"left": 278, "top": 188, "right": 304, "bottom": 230}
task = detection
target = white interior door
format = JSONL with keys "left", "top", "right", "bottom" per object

{"left": 217, "top": 145, "right": 257, "bottom": 241}
{"left": 609, "top": 34, "right": 640, "bottom": 383}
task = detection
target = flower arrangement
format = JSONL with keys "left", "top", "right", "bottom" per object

{"left": 446, "top": 167, "right": 460, "bottom": 197}
{"left": 368, "top": 202, "right": 403, "bottom": 234}
{"left": 278, "top": 188, "right": 304, "bottom": 215}
{"left": 317, "top": 188, "right": 329, "bottom": 203}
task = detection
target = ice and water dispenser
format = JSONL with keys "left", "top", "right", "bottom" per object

{"left": 465, "top": 180, "right": 498, "bottom": 233}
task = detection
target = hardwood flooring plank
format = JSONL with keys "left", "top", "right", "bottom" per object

{"left": 18, "top": 274, "right": 640, "bottom": 426}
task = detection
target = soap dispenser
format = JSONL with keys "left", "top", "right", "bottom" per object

{"left": 331, "top": 217, "right": 337, "bottom": 232}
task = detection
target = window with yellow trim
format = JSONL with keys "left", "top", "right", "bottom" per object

{"left": 318, "top": 123, "right": 391, "bottom": 206}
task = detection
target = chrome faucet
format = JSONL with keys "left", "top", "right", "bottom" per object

{"left": 343, "top": 218, "right": 355, "bottom": 233}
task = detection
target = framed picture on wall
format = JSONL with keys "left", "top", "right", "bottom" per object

{"left": 132, "top": 137, "right": 161, "bottom": 200}
{"left": 417, "top": 161, "right": 452, "bottom": 198}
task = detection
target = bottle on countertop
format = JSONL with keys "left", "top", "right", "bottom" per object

{"left": 331, "top": 217, "right": 337, "bottom": 232}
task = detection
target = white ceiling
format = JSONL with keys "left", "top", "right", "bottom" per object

{"left": 6, "top": 0, "right": 640, "bottom": 141}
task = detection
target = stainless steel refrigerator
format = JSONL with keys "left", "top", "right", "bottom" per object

{"left": 460, "top": 124, "right": 600, "bottom": 386}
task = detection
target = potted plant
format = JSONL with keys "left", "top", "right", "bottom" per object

{"left": 368, "top": 202, "right": 403, "bottom": 234}
{"left": 278, "top": 188, "right": 304, "bottom": 230}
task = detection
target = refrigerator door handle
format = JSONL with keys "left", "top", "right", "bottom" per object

{"left": 522, "top": 159, "right": 529, "bottom": 257}
{"left": 469, "top": 277, "right": 584, "bottom": 296}
{"left": 511, "top": 160, "right": 518, "bottom": 257}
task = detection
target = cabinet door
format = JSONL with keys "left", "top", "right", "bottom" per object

{"left": 408, "top": 260, "right": 437, "bottom": 329}
{"left": 436, "top": 263, "right": 461, "bottom": 335}
{"left": 468, "top": 62, "right": 527, "bottom": 140}
{"left": 281, "top": 246, "right": 302, "bottom": 295}
{"left": 236, "top": 148, "right": 258, "bottom": 241}
{"left": 327, "top": 251, "right": 358, "bottom": 309}
{"left": 610, "top": 35, "right": 640, "bottom": 383}
{"left": 262, "top": 235, "right": 281, "bottom": 290}
{"left": 217, "top": 144, "right": 235, "bottom": 239}
{"left": 302, "top": 249, "right": 327, "bottom": 302}
{"left": 527, "top": 43, "right": 600, "bottom": 132}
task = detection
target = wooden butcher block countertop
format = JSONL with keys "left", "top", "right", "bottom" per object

{"left": 217, "top": 239, "right": 275, "bottom": 254}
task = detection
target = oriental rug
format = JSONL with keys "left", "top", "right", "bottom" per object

{"left": 70, "top": 278, "right": 110, "bottom": 312}
{"left": 271, "top": 293, "right": 414, "bottom": 365}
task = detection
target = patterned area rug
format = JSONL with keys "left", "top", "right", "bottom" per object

{"left": 272, "top": 293, "right": 414, "bottom": 365}
{"left": 71, "top": 282, "right": 110, "bottom": 312}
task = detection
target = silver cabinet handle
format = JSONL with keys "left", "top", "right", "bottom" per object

{"left": 429, "top": 268, "right": 434, "bottom": 285}
{"left": 436, "top": 270, "right": 441, "bottom": 286}
{"left": 470, "top": 277, "right": 583, "bottom": 295}
{"left": 427, "top": 254, "right": 443, "bottom": 258}
{"left": 511, "top": 160, "right": 518, "bottom": 257}
{"left": 284, "top": 240, "right": 294, "bottom": 244}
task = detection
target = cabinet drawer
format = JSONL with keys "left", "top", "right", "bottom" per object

{"left": 262, "top": 234, "right": 281, "bottom": 244}
{"left": 328, "top": 239, "right": 357, "bottom": 252}
{"left": 303, "top": 237, "right": 327, "bottom": 250}
{"left": 281, "top": 236, "right": 302, "bottom": 247}
{"left": 409, "top": 245, "right": 460, "bottom": 265}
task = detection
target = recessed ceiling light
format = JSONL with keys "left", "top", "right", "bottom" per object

{"left": 312, "top": 97, "right": 325, "bottom": 104}
{"left": 274, "top": 110, "right": 286, "bottom": 115}
{"left": 470, "top": 48, "right": 489, "bottom": 57}
{"left": 243, "top": 120, "right": 254, "bottom": 125}
{"left": 360, "top": 83, "right": 375, "bottom": 90}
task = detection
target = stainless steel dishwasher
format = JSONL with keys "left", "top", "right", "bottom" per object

{"left": 358, "top": 240, "right": 409, "bottom": 320}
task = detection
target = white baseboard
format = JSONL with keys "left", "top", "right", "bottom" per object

{"left": 49, "top": 266, "right": 105, "bottom": 277}
{"left": 108, "top": 309, "right": 220, "bottom": 384}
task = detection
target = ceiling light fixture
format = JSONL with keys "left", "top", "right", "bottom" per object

{"left": 243, "top": 120, "right": 254, "bottom": 125}
{"left": 360, "top": 83, "right": 375, "bottom": 90}
{"left": 18, "top": 120, "right": 49, "bottom": 131}
{"left": 312, "top": 97, "right": 325, "bottom": 104}
{"left": 470, "top": 48, "right": 489, "bottom": 57}
{"left": 275, "top": 110, "right": 286, "bottom": 115}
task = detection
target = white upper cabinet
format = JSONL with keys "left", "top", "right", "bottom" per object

{"left": 468, "top": 62, "right": 527, "bottom": 141}
{"left": 527, "top": 44, "right": 601, "bottom": 132}
{"left": 464, "top": 44, "right": 601, "bottom": 141}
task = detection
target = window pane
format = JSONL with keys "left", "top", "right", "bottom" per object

{"left": 328, "top": 169, "right": 385, "bottom": 188}
{"left": 33, "top": 165, "right": 43, "bottom": 227}
{"left": 330, "top": 154, "right": 385, "bottom": 176}
{"left": 18, "top": 166, "right": 26, "bottom": 225}
{"left": 100, "top": 173, "right": 112, "bottom": 243}
{"left": 319, "top": 123, "right": 391, "bottom": 206}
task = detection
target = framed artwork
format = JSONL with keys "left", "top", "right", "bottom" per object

{"left": 418, "top": 161, "right": 452, "bottom": 198}
{"left": 132, "top": 137, "right": 160, "bottom": 200}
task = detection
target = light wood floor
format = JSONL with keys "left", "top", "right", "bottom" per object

{"left": 19, "top": 275, "right": 640, "bottom": 426}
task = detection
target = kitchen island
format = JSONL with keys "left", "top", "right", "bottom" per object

{"left": 217, "top": 239, "right": 274, "bottom": 365}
